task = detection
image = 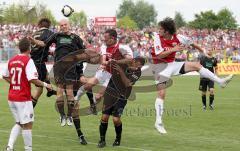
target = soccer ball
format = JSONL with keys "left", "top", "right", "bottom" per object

{"left": 61, "top": 5, "right": 74, "bottom": 17}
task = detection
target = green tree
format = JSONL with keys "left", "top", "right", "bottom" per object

{"left": 0, "top": 8, "right": 4, "bottom": 23}
{"left": 117, "top": 0, "right": 157, "bottom": 29}
{"left": 217, "top": 8, "right": 238, "bottom": 29}
{"left": 174, "top": 11, "right": 186, "bottom": 29}
{"left": 41, "top": 10, "right": 57, "bottom": 25}
{"left": 188, "top": 10, "right": 219, "bottom": 30}
{"left": 1, "top": 0, "right": 56, "bottom": 24}
{"left": 188, "top": 8, "right": 238, "bottom": 30}
{"left": 117, "top": 0, "right": 135, "bottom": 18}
{"left": 69, "top": 11, "right": 87, "bottom": 27}
{"left": 117, "top": 16, "right": 138, "bottom": 29}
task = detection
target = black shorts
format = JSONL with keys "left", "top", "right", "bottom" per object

{"left": 102, "top": 95, "right": 127, "bottom": 117}
{"left": 34, "top": 62, "right": 47, "bottom": 81}
{"left": 75, "top": 69, "right": 84, "bottom": 80}
{"left": 53, "top": 61, "right": 78, "bottom": 85}
{"left": 199, "top": 78, "right": 214, "bottom": 91}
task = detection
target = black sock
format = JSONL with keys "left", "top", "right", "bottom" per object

{"left": 114, "top": 123, "right": 122, "bottom": 141}
{"left": 86, "top": 90, "right": 94, "bottom": 105}
{"left": 73, "top": 118, "right": 83, "bottom": 137}
{"left": 73, "top": 90, "right": 77, "bottom": 97}
{"left": 32, "top": 97, "right": 38, "bottom": 108}
{"left": 67, "top": 100, "right": 75, "bottom": 117}
{"left": 209, "top": 94, "right": 214, "bottom": 106}
{"left": 57, "top": 99, "right": 65, "bottom": 116}
{"left": 99, "top": 121, "right": 108, "bottom": 141}
{"left": 202, "top": 95, "right": 206, "bottom": 106}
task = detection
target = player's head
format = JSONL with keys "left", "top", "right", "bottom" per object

{"left": 130, "top": 57, "right": 146, "bottom": 70}
{"left": 158, "top": 17, "right": 176, "bottom": 36}
{"left": 18, "top": 37, "right": 31, "bottom": 53}
{"left": 104, "top": 29, "right": 117, "bottom": 47}
{"left": 206, "top": 47, "right": 213, "bottom": 56}
{"left": 38, "top": 18, "right": 51, "bottom": 28}
{"left": 59, "top": 19, "right": 70, "bottom": 34}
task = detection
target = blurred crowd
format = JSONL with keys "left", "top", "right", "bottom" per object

{"left": 1, "top": 24, "right": 240, "bottom": 63}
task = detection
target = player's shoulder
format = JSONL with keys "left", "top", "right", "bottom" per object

{"left": 119, "top": 43, "right": 132, "bottom": 51}
{"left": 177, "top": 34, "right": 194, "bottom": 46}
{"left": 44, "top": 28, "right": 54, "bottom": 35}
{"left": 9, "top": 54, "right": 31, "bottom": 65}
{"left": 12, "top": 54, "right": 30, "bottom": 59}
{"left": 176, "top": 34, "right": 187, "bottom": 40}
{"left": 128, "top": 68, "right": 141, "bottom": 79}
{"left": 212, "top": 56, "right": 218, "bottom": 62}
{"left": 70, "top": 33, "right": 80, "bottom": 38}
{"left": 176, "top": 34, "right": 191, "bottom": 41}
{"left": 134, "top": 68, "right": 142, "bottom": 77}
{"left": 199, "top": 54, "right": 207, "bottom": 60}
{"left": 47, "top": 32, "right": 58, "bottom": 39}
{"left": 100, "top": 44, "right": 107, "bottom": 49}
{"left": 119, "top": 43, "right": 129, "bottom": 48}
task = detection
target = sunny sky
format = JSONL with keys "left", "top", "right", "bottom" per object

{"left": 2, "top": 0, "right": 240, "bottom": 24}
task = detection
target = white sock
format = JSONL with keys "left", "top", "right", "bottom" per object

{"left": 7, "top": 124, "right": 21, "bottom": 149}
{"left": 93, "top": 96, "right": 97, "bottom": 104}
{"left": 75, "top": 85, "right": 86, "bottom": 100}
{"left": 22, "top": 130, "right": 32, "bottom": 151}
{"left": 199, "top": 67, "right": 223, "bottom": 84}
{"left": 155, "top": 97, "right": 164, "bottom": 124}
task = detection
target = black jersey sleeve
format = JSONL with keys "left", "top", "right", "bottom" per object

{"left": 73, "top": 34, "right": 85, "bottom": 51}
{"left": 199, "top": 55, "right": 205, "bottom": 66}
{"left": 75, "top": 35, "right": 85, "bottom": 50}
{"left": 44, "top": 32, "right": 57, "bottom": 47}
{"left": 42, "top": 29, "right": 54, "bottom": 41}
{"left": 213, "top": 57, "right": 218, "bottom": 67}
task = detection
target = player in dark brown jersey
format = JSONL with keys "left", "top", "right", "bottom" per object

{"left": 98, "top": 57, "right": 145, "bottom": 148}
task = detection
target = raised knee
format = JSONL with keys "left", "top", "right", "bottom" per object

{"left": 195, "top": 63, "right": 202, "bottom": 71}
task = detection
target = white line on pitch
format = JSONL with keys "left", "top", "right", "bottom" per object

{"left": 0, "top": 129, "right": 152, "bottom": 151}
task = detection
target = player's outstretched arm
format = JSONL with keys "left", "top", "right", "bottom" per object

{"left": 191, "top": 43, "right": 204, "bottom": 53}
{"left": 28, "top": 36, "right": 46, "bottom": 47}
{"left": 157, "top": 45, "right": 185, "bottom": 59}
{"left": 29, "top": 79, "right": 53, "bottom": 90}
{"left": 115, "top": 56, "right": 133, "bottom": 65}
{"left": 3, "top": 76, "right": 10, "bottom": 84}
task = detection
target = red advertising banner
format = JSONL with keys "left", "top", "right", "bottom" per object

{"left": 95, "top": 17, "right": 116, "bottom": 26}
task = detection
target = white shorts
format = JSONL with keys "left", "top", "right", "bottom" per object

{"left": 8, "top": 101, "right": 34, "bottom": 124}
{"left": 152, "top": 62, "right": 185, "bottom": 84}
{"left": 94, "top": 69, "right": 112, "bottom": 87}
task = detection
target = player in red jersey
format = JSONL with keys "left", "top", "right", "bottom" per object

{"left": 74, "top": 29, "right": 133, "bottom": 102}
{"left": 151, "top": 17, "right": 233, "bottom": 134}
{"left": 2, "top": 38, "right": 52, "bottom": 151}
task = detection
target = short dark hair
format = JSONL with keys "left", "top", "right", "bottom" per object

{"left": 38, "top": 18, "right": 51, "bottom": 28}
{"left": 105, "top": 29, "right": 117, "bottom": 40}
{"left": 18, "top": 37, "right": 31, "bottom": 53}
{"left": 135, "top": 57, "right": 146, "bottom": 66}
{"left": 158, "top": 17, "right": 176, "bottom": 35}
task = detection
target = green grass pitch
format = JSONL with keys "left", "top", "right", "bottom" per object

{"left": 0, "top": 76, "right": 240, "bottom": 151}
